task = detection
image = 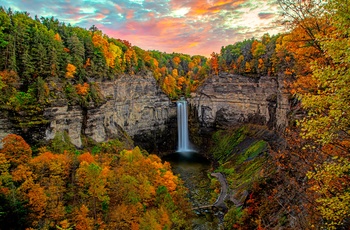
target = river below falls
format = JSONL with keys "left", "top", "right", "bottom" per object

{"left": 162, "top": 151, "right": 223, "bottom": 229}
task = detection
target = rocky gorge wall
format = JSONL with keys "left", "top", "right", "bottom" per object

{"left": 0, "top": 73, "right": 177, "bottom": 152}
{"left": 44, "top": 73, "right": 177, "bottom": 151}
{"left": 189, "top": 73, "right": 290, "bottom": 131}
{"left": 0, "top": 72, "right": 289, "bottom": 152}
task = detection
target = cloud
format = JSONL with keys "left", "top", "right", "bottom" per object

{"left": 0, "top": 0, "right": 285, "bottom": 56}
{"left": 258, "top": 12, "right": 276, "bottom": 19}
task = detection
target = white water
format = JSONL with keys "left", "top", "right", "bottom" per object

{"left": 177, "top": 99, "right": 192, "bottom": 152}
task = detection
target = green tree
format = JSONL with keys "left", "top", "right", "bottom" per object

{"left": 76, "top": 161, "right": 110, "bottom": 220}
{"left": 67, "top": 33, "right": 85, "bottom": 75}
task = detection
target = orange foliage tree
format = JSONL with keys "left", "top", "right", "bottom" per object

{"left": 1, "top": 134, "right": 32, "bottom": 169}
{"left": 172, "top": 56, "right": 181, "bottom": 66}
{"left": 29, "top": 151, "right": 71, "bottom": 226}
{"left": 124, "top": 48, "right": 137, "bottom": 73}
{"left": 65, "top": 63, "right": 76, "bottom": 79}
{"left": 73, "top": 204, "right": 94, "bottom": 230}
{"left": 75, "top": 83, "right": 90, "bottom": 96}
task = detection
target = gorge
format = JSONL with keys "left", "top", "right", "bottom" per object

{"left": 0, "top": 72, "right": 290, "bottom": 152}
{"left": 0, "top": 71, "right": 290, "bottom": 228}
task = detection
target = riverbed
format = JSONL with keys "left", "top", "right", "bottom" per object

{"left": 162, "top": 151, "right": 221, "bottom": 229}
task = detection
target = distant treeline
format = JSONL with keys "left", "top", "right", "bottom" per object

{"left": 216, "top": 33, "right": 294, "bottom": 76}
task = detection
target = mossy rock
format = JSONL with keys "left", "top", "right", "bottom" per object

{"left": 209, "top": 124, "right": 275, "bottom": 213}
{"left": 210, "top": 126, "right": 249, "bottom": 163}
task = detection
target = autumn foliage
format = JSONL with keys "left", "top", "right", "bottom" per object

{"left": 212, "top": 1, "right": 350, "bottom": 229}
{"left": 0, "top": 2, "right": 350, "bottom": 229}
{"left": 1, "top": 134, "right": 32, "bottom": 168}
{"left": 0, "top": 134, "right": 192, "bottom": 229}
{"left": 65, "top": 63, "right": 77, "bottom": 79}
{"left": 75, "top": 82, "right": 89, "bottom": 96}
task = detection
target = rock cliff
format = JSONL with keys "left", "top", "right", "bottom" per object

{"left": 0, "top": 73, "right": 177, "bottom": 151}
{"left": 0, "top": 72, "right": 289, "bottom": 151}
{"left": 44, "top": 73, "right": 177, "bottom": 150}
{"left": 189, "top": 73, "right": 289, "bottom": 131}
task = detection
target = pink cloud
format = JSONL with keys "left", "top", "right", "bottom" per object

{"left": 8, "top": 0, "right": 284, "bottom": 56}
{"left": 100, "top": 9, "right": 110, "bottom": 15}
{"left": 99, "top": 14, "right": 220, "bottom": 56}
{"left": 114, "top": 4, "right": 123, "bottom": 13}
{"left": 95, "top": 13, "right": 106, "bottom": 20}
{"left": 126, "top": 10, "right": 134, "bottom": 19}
{"left": 65, "top": 5, "right": 80, "bottom": 15}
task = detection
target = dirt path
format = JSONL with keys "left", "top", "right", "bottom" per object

{"left": 193, "top": 172, "right": 246, "bottom": 212}
{"left": 211, "top": 172, "right": 228, "bottom": 210}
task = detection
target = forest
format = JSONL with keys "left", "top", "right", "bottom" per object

{"left": 0, "top": 0, "right": 350, "bottom": 229}
{"left": 0, "top": 134, "right": 192, "bottom": 229}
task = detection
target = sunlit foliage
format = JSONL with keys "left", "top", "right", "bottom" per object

{"left": 0, "top": 134, "right": 192, "bottom": 229}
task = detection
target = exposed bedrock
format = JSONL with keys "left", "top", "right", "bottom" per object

{"left": 189, "top": 73, "right": 290, "bottom": 131}
{"left": 0, "top": 73, "right": 176, "bottom": 152}
{"left": 43, "top": 73, "right": 177, "bottom": 152}
{"left": 0, "top": 73, "right": 289, "bottom": 152}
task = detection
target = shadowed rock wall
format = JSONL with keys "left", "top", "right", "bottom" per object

{"left": 189, "top": 73, "right": 289, "bottom": 131}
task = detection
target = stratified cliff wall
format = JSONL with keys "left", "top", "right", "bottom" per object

{"left": 0, "top": 73, "right": 176, "bottom": 151}
{"left": 189, "top": 73, "right": 290, "bottom": 131}
{"left": 43, "top": 73, "right": 177, "bottom": 151}
{"left": 0, "top": 73, "right": 289, "bottom": 151}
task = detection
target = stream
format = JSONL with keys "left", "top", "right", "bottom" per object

{"left": 163, "top": 151, "right": 222, "bottom": 229}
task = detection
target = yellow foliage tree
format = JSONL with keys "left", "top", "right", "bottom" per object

{"left": 162, "top": 75, "right": 177, "bottom": 98}
{"left": 245, "top": 62, "right": 251, "bottom": 73}
{"left": 76, "top": 161, "right": 110, "bottom": 220}
{"left": 108, "top": 42, "right": 123, "bottom": 68}
{"left": 307, "top": 157, "right": 350, "bottom": 229}
{"left": 65, "top": 63, "right": 76, "bottom": 79}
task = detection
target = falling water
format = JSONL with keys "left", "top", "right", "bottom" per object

{"left": 177, "top": 98, "right": 192, "bottom": 152}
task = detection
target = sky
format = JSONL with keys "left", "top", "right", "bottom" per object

{"left": 0, "top": 0, "right": 285, "bottom": 56}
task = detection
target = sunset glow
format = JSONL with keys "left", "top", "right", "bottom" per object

{"left": 1, "top": 0, "right": 285, "bottom": 56}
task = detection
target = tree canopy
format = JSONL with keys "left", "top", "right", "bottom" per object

{"left": 0, "top": 134, "right": 192, "bottom": 229}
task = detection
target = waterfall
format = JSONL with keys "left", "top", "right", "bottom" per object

{"left": 177, "top": 98, "right": 191, "bottom": 152}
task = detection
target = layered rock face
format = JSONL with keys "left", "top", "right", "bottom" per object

{"left": 44, "top": 73, "right": 176, "bottom": 150}
{"left": 0, "top": 72, "right": 289, "bottom": 151}
{"left": 189, "top": 73, "right": 289, "bottom": 131}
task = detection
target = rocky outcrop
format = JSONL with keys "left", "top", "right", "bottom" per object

{"left": 189, "top": 73, "right": 290, "bottom": 131}
{"left": 42, "top": 73, "right": 177, "bottom": 151}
